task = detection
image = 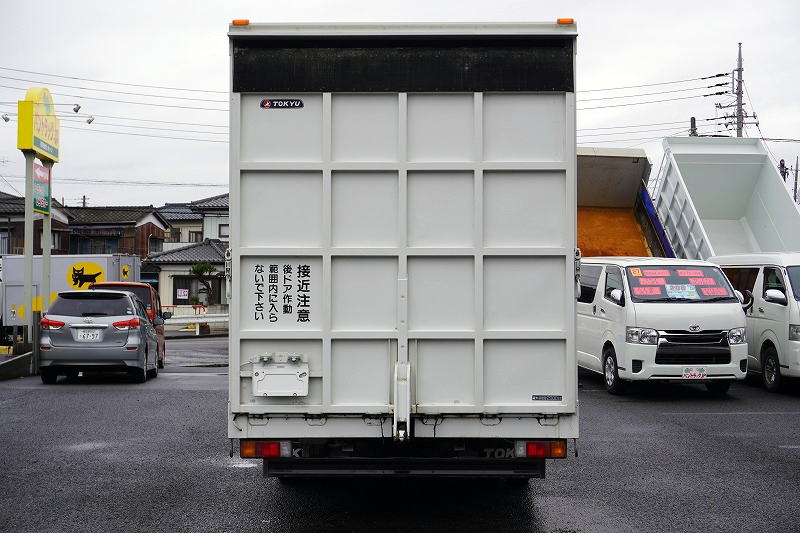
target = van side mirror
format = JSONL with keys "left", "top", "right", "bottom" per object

{"left": 609, "top": 288, "right": 623, "bottom": 306}
{"left": 764, "top": 289, "right": 787, "bottom": 306}
{"left": 153, "top": 317, "right": 165, "bottom": 326}
{"left": 161, "top": 311, "right": 173, "bottom": 320}
{"left": 734, "top": 290, "right": 744, "bottom": 304}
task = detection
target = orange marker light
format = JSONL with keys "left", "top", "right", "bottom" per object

{"left": 240, "top": 440, "right": 256, "bottom": 458}
{"left": 557, "top": 18, "right": 575, "bottom": 25}
{"left": 232, "top": 19, "right": 250, "bottom": 26}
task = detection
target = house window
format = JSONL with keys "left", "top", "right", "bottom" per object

{"left": 167, "top": 229, "right": 182, "bottom": 243}
{"left": 218, "top": 224, "right": 230, "bottom": 239}
{"left": 39, "top": 231, "right": 61, "bottom": 249}
{"left": 189, "top": 231, "right": 203, "bottom": 243}
{"left": 149, "top": 237, "right": 164, "bottom": 254}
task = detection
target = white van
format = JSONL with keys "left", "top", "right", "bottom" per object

{"left": 577, "top": 257, "right": 747, "bottom": 394}
{"left": 711, "top": 253, "right": 800, "bottom": 392}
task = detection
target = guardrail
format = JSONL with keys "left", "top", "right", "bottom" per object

{"left": 165, "top": 314, "right": 229, "bottom": 336}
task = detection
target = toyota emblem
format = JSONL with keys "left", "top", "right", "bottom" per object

{"left": 689, "top": 324, "right": 701, "bottom": 332}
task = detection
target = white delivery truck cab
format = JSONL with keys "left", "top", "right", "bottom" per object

{"left": 577, "top": 257, "right": 747, "bottom": 394}
{"left": 227, "top": 21, "right": 579, "bottom": 478}
{"left": 711, "top": 253, "right": 800, "bottom": 391}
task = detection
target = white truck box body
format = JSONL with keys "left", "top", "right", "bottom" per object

{"left": 649, "top": 137, "right": 800, "bottom": 260}
{"left": 227, "top": 22, "right": 578, "bottom": 475}
{"left": 2, "top": 254, "right": 141, "bottom": 325}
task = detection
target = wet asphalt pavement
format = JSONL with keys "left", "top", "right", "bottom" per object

{"left": 0, "top": 338, "right": 798, "bottom": 532}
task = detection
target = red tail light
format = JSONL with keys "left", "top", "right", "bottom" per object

{"left": 240, "top": 440, "right": 291, "bottom": 458}
{"left": 41, "top": 317, "right": 65, "bottom": 330}
{"left": 113, "top": 317, "right": 141, "bottom": 330}
{"left": 516, "top": 440, "right": 568, "bottom": 458}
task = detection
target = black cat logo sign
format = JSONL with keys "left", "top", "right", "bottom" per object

{"left": 67, "top": 261, "right": 105, "bottom": 290}
{"left": 121, "top": 265, "right": 130, "bottom": 280}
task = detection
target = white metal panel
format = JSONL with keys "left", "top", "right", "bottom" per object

{"left": 229, "top": 23, "right": 578, "bottom": 439}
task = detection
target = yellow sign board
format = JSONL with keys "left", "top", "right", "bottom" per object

{"left": 17, "top": 88, "right": 60, "bottom": 162}
{"left": 67, "top": 261, "right": 105, "bottom": 290}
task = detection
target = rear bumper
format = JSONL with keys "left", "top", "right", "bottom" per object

{"left": 40, "top": 345, "right": 144, "bottom": 370}
{"left": 264, "top": 457, "right": 545, "bottom": 478}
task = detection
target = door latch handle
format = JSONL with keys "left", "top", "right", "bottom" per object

{"left": 592, "top": 305, "right": 597, "bottom": 315}
{"left": 758, "top": 307, "right": 765, "bottom": 313}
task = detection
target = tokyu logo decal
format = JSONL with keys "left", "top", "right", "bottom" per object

{"left": 260, "top": 99, "right": 304, "bottom": 109}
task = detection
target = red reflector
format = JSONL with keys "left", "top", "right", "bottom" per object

{"left": 257, "top": 441, "right": 281, "bottom": 458}
{"left": 125, "top": 347, "right": 138, "bottom": 351}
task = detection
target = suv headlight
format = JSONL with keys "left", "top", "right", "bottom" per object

{"left": 626, "top": 327, "right": 658, "bottom": 345}
{"left": 728, "top": 327, "right": 746, "bottom": 345}
{"left": 789, "top": 325, "right": 800, "bottom": 341}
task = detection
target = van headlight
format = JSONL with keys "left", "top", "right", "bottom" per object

{"left": 728, "top": 328, "right": 746, "bottom": 345}
{"left": 626, "top": 327, "right": 658, "bottom": 345}
{"left": 789, "top": 325, "right": 800, "bottom": 341}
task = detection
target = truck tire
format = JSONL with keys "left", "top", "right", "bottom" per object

{"left": 40, "top": 370, "right": 58, "bottom": 385}
{"left": 705, "top": 380, "right": 731, "bottom": 395}
{"left": 762, "top": 347, "right": 782, "bottom": 392}
{"left": 603, "top": 348, "right": 625, "bottom": 395}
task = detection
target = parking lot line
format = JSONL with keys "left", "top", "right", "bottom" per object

{"left": 661, "top": 411, "right": 800, "bottom": 416}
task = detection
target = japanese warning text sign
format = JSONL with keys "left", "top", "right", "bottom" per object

{"left": 247, "top": 257, "right": 319, "bottom": 329}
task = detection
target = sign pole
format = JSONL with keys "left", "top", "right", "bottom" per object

{"left": 41, "top": 161, "right": 53, "bottom": 314}
{"left": 23, "top": 151, "right": 34, "bottom": 333}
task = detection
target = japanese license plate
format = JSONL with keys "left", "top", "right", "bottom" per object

{"left": 76, "top": 329, "right": 101, "bottom": 341}
{"left": 682, "top": 367, "right": 707, "bottom": 379}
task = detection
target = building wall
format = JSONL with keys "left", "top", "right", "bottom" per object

{"left": 157, "top": 264, "right": 226, "bottom": 307}
{"left": 165, "top": 221, "right": 202, "bottom": 243}
{"left": 203, "top": 214, "right": 230, "bottom": 241}
{"left": 134, "top": 222, "right": 166, "bottom": 258}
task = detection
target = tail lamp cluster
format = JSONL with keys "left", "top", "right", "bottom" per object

{"left": 515, "top": 440, "right": 568, "bottom": 458}
{"left": 240, "top": 440, "right": 292, "bottom": 458}
{"left": 41, "top": 318, "right": 65, "bottom": 330}
{"left": 113, "top": 317, "right": 141, "bottom": 330}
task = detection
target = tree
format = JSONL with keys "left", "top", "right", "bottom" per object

{"left": 190, "top": 262, "right": 217, "bottom": 304}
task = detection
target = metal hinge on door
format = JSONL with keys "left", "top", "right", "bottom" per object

{"left": 225, "top": 248, "right": 232, "bottom": 301}
{"left": 393, "top": 361, "right": 411, "bottom": 441}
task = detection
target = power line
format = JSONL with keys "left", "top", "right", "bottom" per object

{"left": 578, "top": 73, "right": 728, "bottom": 93}
{"left": 57, "top": 117, "right": 228, "bottom": 135}
{"left": 0, "top": 84, "right": 227, "bottom": 112}
{"left": 578, "top": 123, "right": 721, "bottom": 138}
{"left": 61, "top": 125, "right": 228, "bottom": 143}
{"left": 577, "top": 83, "right": 728, "bottom": 102}
{"left": 0, "top": 104, "right": 228, "bottom": 128}
{"left": 1, "top": 173, "right": 226, "bottom": 189}
{"left": 0, "top": 74, "right": 228, "bottom": 103}
{"left": 0, "top": 65, "right": 227, "bottom": 94}
{"left": 577, "top": 92, "right": 729, "bottom": 111}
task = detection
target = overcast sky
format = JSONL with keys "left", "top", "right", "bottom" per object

{"left": 0, "top": 0, "right": 798, "bottom": 207}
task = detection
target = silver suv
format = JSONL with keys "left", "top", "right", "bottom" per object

{"left": 39, "top": 290, "right": 162, "bottom": 384}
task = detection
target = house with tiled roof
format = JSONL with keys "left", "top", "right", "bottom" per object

{"left": 65, "top": 205, "right": 169, "bottom": 259}
{"left": 158, "top": 203, "right": 204, "bottom": 252}
{"left": 144, "top": 238, "right": 227, "bottom": 307}
{"left": 0, "top": 191, "right": 71, "bottom": 254}
{"left": 191, "top": 193, "right": 229, "bottom": 242}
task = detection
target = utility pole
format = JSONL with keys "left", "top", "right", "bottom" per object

{"left": 82, "top": 195, "right": 86, "bottom": 207}
{"left": 689, "top": 117, "right": 698, "bottom": 136}
{"left": 735, "top": 42, "right": 744, "bottom": 137}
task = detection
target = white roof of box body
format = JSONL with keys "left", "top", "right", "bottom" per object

{"left": 710, "top": 253, "right": 800, "bottom": 267}
{"left": 229, "top": 21, "right": 577, "bottom": 37}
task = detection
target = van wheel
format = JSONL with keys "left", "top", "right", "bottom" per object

{"left": 762, "top": 347, "right": 782, "bottom": 392}
{"left": 40, "top": 370, "right": 58, "bottom": 385}
{"left": 705, "top": 380, "right": 731, "bottom": 395}
{"left": 603, "top": 348, "right": 625, "bottom": 394}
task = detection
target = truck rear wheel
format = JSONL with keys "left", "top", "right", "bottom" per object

{"left": 603, "top": 348, "right": 625, "bottom": 395}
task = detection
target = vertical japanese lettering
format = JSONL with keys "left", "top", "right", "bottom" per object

{"left": 297, "top": 264, "right": 311, "bottom": 323}
{"left": 268, "top": 264, "right": 279, "bottom": 322}
{"left": 253, "top": 264, "right": 265, "bottom": 321}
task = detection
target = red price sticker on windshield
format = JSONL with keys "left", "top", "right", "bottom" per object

{"left": 677, "top": 269, "right": 703, "bottom": 277}
{"left": 642, "top": 269, "right": 670, "bottom": 277}
{"left": 633, "top": 286, "right": 662, "bottom": 296}
{"left": 700, "top": 287, "right": 728, "bottom": 296}
{"left": 689, "top": 277, "right": 716, "bottom": 286}
{"left": 639, "top": 277, "right": 666, "bottom": 286}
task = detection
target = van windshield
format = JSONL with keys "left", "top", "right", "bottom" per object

{"left": 785, "top": 267, "right": 800, "bottom": 300}
{"left": 625, "top": 265, "right": 736, "bottom": 303}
